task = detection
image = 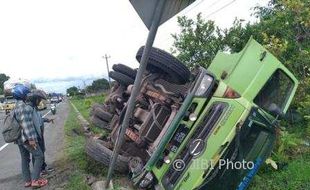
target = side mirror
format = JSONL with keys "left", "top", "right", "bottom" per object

{"left": 268, "top": 103, "right": 285, "bottom": 119}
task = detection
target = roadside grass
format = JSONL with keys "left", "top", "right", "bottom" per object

{"left": 250, "top": 124, "right": 310, "bottom": 190}
{"left": 65, "top": 94, "right": 132, "bottom": 190}
{"left": 71, "top": 94, "right": 107, "bottom": 135}
{"left": 64, "top": 98, "right": 109, "bottom": 190}
{"left": 70, "top": 94, "right": 105, "bottom": 120}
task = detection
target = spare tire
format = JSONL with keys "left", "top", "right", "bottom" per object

{"left": 136, "top": 46, "right": 190, "bottom": 84}
{"left": 112, "top": 64, "right": 137, "bottom": 79}
{"left": 94, "top": 107, "right": 113, "bottom": 122}
{"left": 90, "top": 115, "right": 111, "bottom": 130}
{"left": 85, "top": 138, "right": 129, "bottom": 173}
{"left": 109, "top": 71, "right": 134, "bottom": 86}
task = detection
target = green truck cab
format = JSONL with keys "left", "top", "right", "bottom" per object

{"left": 137, "top": 38, "right": 298, "bottom": 190}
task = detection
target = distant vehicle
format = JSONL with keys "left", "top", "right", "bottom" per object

{"left": 51, "top": 103, "right": 56, "bottom": 115}
{"left": 50, "top": 96, "right": 60, "bottom": 104}
{"left": 4, "top": 97, "right": 16, "bottom": 114}
{"left": 37, "top": 99, "right": 47, "bottom": 110}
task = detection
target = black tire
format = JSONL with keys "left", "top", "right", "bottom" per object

{"left": 85, "top": 138, "right": 129, "bottom": 173}
{"left": 136, "top": 46, "right": 190, "bottom": 84}
{"left": 112, "top": 64, "right": 137, "bottom": 79}
{"left": 89, "top": 103, "right": 106, "bottom": 116}
{"left": 109, "top": 71, "right": 134, "bottom": 86}
{"left": 90, "top": 115, "right": 111, "bottom": 130}
{"left": 93, "top": 107, "right": 113, "bottom": 122}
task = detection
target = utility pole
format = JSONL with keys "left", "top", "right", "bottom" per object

{"left": 106, "top": 0, "right": 167, "bottom": 188}
{"left": 103, "top": 54, "right": 112, "bottom": 89}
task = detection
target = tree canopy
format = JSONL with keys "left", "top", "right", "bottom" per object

{"left": 86, "top": 78, "right": 110, "bottom": 93}
{"left": 172, "top": 0, "right": 309, "bottom": 122}
{"left": 66, "top": 86, "right": 79, "bottom": 96}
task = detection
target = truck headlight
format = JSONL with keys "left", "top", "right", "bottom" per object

{"left": 195, "top": 75, "right": 214, "bottom": 96}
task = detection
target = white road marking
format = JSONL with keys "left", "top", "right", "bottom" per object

{"left": 0, "top": 143, "right": 9, "bottom": 152}
{"left": 42, "top": 110, "right": 51, "bottom": 118}
{"left": 0, "top": 105, "right": 54, "bottom": 152}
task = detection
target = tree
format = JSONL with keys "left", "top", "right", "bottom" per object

{"left": 171, "top": 13, "right": 225, "bottom": 69}
{"left": 86, "top": 78, "right": 109, "bottom": 93}
{"left": 172, "top": 0, "right": 310, "bottom": 123}
{"left": 0, "top": 73, "right": 10, "bottom": 95}
{"left": 66, "top": 86, "right": 79, "bottom": 96}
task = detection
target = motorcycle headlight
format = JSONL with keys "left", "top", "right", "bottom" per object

{"left": 195, "top": 75, "right": 214, "bottom": 96}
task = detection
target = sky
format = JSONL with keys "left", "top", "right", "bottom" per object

{"left": 0, "top": 0, "right": 270, "bottom": 84}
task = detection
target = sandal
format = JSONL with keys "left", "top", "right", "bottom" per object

{"left": 31, "top": 178, "right": 48, "bottom": 189}
{"left": 24, "top": 181, "right": 32, "bottom": 187}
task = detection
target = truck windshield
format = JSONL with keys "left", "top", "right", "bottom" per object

{"left": 254, "top": 69, "right": 294, "bottom": 114}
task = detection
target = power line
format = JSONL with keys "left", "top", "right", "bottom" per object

{"left": 206, "top": 0, "right": 237, "bottom": 18}
{"left": 207, "top": 0, "right": 230, "bottom": 12}
{"left": 181, "top": 0, "right": 205, "bottom": 16}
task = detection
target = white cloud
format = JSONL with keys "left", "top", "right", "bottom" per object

{"left": 0, "top": 0, "right": 269, "bottom": 83}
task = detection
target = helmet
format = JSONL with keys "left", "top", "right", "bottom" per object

{"left": 12, "top": 84, "right": 31, "bottom": 100}
{"left": 30, "top": 89, "right": 47, "bottom": 100}
{"left": 27, "top": 89, "right": 47, "bottom": 105}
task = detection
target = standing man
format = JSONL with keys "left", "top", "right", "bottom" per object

{"left": 12, "top": 84, "right": 48, "bottom": 188}
{"left": 27, "top": 89, "right": 54, "bottom": 175}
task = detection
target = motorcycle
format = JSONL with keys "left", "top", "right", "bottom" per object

{"left": 51, "top": 104, "right": 56, "bottom": 115}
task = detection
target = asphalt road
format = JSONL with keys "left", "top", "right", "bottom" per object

{"left": 0, "top": 101, "right": 69, "bottom": 190}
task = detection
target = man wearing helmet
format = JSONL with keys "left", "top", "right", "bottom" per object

{"left": 27, "top": 89, "right": 54, "bottom": 176}
{"left": 12, "top": 84, "right": 48, "bottom": 188}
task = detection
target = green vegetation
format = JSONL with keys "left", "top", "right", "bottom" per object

{"left": 66, "top": 78, "right": 110, "bottom": 97}
{"left": 64, "top": 96, "right": 108, "bottom": 189}
{"left": 67, "top": 86, "right": 79, "bottom": 96}
{"left": 70, "top": 95, "right": 105, "bottom": 120}
{"left": 70, "top": 95, "right": 106, "bottom": 135}
{"left": 64, "top": 94, "right": 132, "bottom": 189}
{"left": 86, "top": 78, "right": 110, "bottom": 93}
{"left": 172, "top": 0, "right": 310, "bottom": 189}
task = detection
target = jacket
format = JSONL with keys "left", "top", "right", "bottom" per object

{"left": 14, "top": 100, "right": 38, "bottom": 144}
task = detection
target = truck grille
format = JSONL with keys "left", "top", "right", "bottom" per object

{"left": 162, "top": 102, "right": 227, "bottom": 189}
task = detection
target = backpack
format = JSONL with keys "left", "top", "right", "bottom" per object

{"left": 2, "top": 111, "right": 22, "bottom": 143}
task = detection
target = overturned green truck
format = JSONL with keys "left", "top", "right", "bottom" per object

{"left": 86, "top": 38, "right": 298, "bottom": 190}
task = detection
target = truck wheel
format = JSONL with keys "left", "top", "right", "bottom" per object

{"left": 90, "top": 103, "right": 106, "bottom": 116}
{"left": 94, "top": 107, "right": 113, "bottom": 122}
{"left": 136, "top": 46, "right": 190, "bottom": 84}
{"left": 112, "top": 64, "right": 137, "bottom": 79}
{"left": 90, "top": 115, "right": 111, "bottom": 130}
{"left": 85, "top": 137, "right": 129, "bottom": 173}
{"left": 109, "top": 71, "right": 134, "bottom": 86}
